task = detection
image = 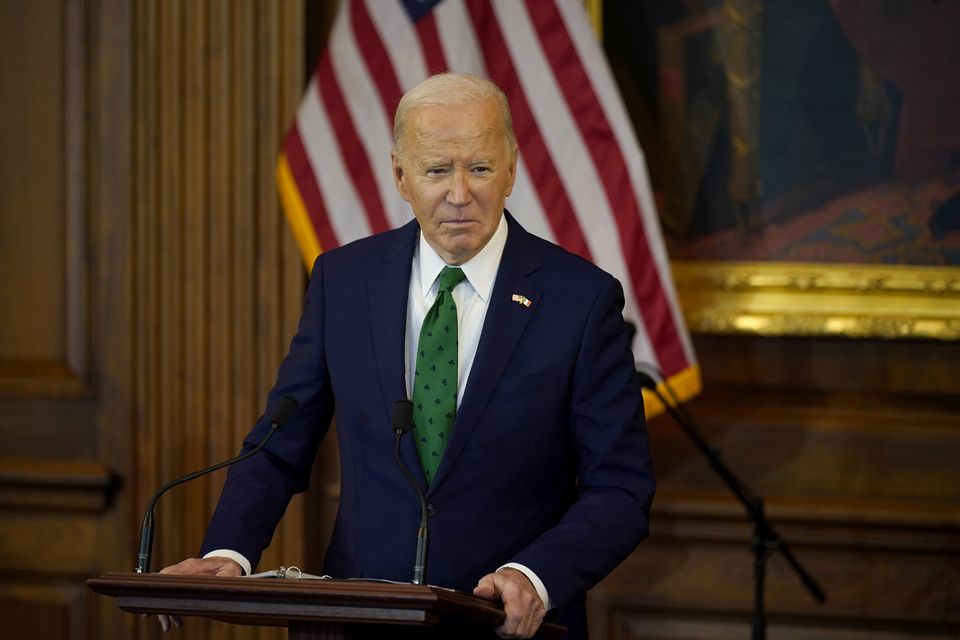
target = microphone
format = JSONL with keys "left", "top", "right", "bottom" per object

{"left": 134, "top": 396, "right": 298, "bottom": 573}
{"left": 391, "top": 399, "right": 429, "bottom": 585}
{"left": 635, "top": 369, "right": 658, "bottom": 393}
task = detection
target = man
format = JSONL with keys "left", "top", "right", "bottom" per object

{"left": 160, "top": 73, "right": 654, "bottom": 639}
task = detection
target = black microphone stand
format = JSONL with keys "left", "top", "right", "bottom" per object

{"left": 638, "top": 371, "right": 825, "bottom": 638}
{"left": 391, "top": 399, "right": 429, "bottom": 585}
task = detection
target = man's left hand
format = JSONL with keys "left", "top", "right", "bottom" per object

{"left": 473, "top": 568, "right": 546, "bottom": 638}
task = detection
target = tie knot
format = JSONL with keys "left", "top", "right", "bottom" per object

{"left": 437, "top": 266, "right": 467, "bottom": 293}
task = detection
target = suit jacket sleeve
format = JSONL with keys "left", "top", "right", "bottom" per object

{"left": 199, "top": 255, "right": 335, "bottom": 570}
{"left": 508, "top": 275, "right": 654, "bottom": 608}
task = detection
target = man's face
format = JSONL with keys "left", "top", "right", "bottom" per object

{"left": 392, "top": 99, "right": 517, "bottom": 265}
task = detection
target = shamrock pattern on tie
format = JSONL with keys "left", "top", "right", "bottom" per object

{"left": 412, "top": 266, "right": 467, "bottom": 483}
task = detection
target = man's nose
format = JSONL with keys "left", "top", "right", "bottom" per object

{"left": 446, "top": 170, "right": 471, "bottom": 205}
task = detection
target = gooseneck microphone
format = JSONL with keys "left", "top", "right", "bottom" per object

{"left": 134, "top": 396, "right": 298, "bottom": 573}
{"left": 391, "top": 399, "right": 429, "bottom": 585}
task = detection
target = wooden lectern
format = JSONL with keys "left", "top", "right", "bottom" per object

{"left": 88, "top": 573, "right": 566, "bottom": 639}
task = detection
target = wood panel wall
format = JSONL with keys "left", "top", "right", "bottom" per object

{"left": 0, "top": 1, "right": 307, "bottom": 639}
{"left": 2, "top": 1, "right": 958, "bottom": 639}
{"left": 587, "top": 335, "right": 960, "bottom": 638}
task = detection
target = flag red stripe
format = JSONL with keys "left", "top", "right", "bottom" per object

{"left": 527, "top": 0, "right": 689, "bottom": 373}
{"left": 279, "top": 0, "right": 697, "bottom": 388}
{"left": 351, "top": 0, "right": 405, "bottom": 119}
{"left": 416, "top": 12, "right": 449, "bottom": 75}
{"left": 283, "top": 124, "right": 338, "bottom": 251}
{"left": 465, "top": 0, "right": 593, "bottom": 262}
{"left": 315, "top": 54, "right": 391, "bottom": 234}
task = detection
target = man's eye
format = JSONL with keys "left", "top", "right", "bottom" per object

{"left": 472, "top": 166, "right": 491, "bottom": 174}
{"left": 427, "top": 168, "right": 448, "bottom": 177}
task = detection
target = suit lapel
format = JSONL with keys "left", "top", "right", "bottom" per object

{"left": 368, "top": 220, "right": 418, "bottom": 460}
{"left": 429, "top": 215, "right": 542, "bottom": 493}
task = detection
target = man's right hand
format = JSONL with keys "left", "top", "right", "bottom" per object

{"left": 152, "top": 556, "right": 243, "bottom": 632}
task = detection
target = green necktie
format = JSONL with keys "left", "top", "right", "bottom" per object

{"left": 412, "top": 266, "right": 467, "bottom": 483}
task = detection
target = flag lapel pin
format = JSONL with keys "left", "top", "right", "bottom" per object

{"left": 511, "top": 294, "right": 532, "bottom": 308}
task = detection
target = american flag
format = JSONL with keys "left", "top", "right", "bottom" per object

{"left": 276, "top": 0, "right": 700, "bottom": 410}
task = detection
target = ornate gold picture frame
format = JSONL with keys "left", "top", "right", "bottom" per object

{"left": 673, "top": 261, "right": 960, "bottom": 340}
{"left": 591, "top": 0, "right": 960, "bottom": 341}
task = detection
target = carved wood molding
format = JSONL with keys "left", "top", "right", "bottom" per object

{"left": 0, "top": 458, "right": 114, "bottom": 511}
{"left": 651, "top": 491, "right": 960, "bottom": 553}
{"left": 0, "top": 363, "right": 90, "bottom": 398}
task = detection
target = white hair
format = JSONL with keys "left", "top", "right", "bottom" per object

{"left": 393, "top": 73, "right": 517, "bottom": 157}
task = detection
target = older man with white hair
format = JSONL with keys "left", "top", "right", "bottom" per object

{"left": 160, "top": 73, "right": 654, "bottom": 640}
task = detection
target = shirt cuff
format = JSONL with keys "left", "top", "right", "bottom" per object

{"left": 202, "top": 549, "right": 252, "bottom": 577}
{"left": 498, "top": 562, "right": 552, "bottom": 610}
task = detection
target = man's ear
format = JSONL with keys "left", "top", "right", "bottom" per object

{"left": 504, "top": 149, "right": 518, "bottom": 197}
{"left": 392, "top": 149, "right": 411, "bottom": 202}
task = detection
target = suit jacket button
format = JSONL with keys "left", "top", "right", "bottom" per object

{"left": 426, "top": 504, "right": 437, "bottom": 518}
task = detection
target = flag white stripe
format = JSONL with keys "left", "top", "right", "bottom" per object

{"left": 365, "top": 0, "right": 430, "bottom": 90}
{"left": 507, "top": 157, "right": 556, "bottom": 244}
{"left": 329, "top": 1, "right": 410, "bottom": 230}
{"left": 490, "top": 0, "right": 653, "bottom": 363}
{"left": 434, "top": 0, "right": 486, "bottom": 75}
{"left": 555, "top": 0, "right": 696, "bottom": 364}
{"left": 287, "top": 0, "right": 696, "bottom": 380}
{"left": 407, "top": 1, "right": 555, "bottom": 246}
{"left": 298, "top": 78, "right": 372, "bottom": 243}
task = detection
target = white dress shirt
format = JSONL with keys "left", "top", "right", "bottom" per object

{"left": 207, "top": 213, "right": 551, "bottom": 609}
{"left": 404, "top": 212, "right": 507, "bottom": 404}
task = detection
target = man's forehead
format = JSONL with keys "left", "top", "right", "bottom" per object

{"left": 409, "top": 102, "right": 499, "bottom": 131}
{"left": 408, "top": 134, "right": 507, "bottom": 165}
{"left": 410, "top": 125, "right": 503, "bottom": 147}
{"left": 406, "top": 112, "right": 506, "bottom": 154}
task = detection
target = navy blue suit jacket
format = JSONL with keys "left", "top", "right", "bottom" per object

{"left": 200, "top": 213, "right": 654, "bottom": 637}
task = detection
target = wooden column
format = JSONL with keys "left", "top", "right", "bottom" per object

{"left": 128, "top": 1, "right": 307, "bottom": 639}
{"left": 0, "top": 1, "right": 310, "bottom": 639}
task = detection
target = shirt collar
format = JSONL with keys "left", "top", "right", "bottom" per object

{"left": 417, "top": 212, "right": 508, "bottom": 302}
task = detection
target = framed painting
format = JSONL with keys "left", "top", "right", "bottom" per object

{"left": 597, "top": 0, "right": 960, "bottom": 339}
